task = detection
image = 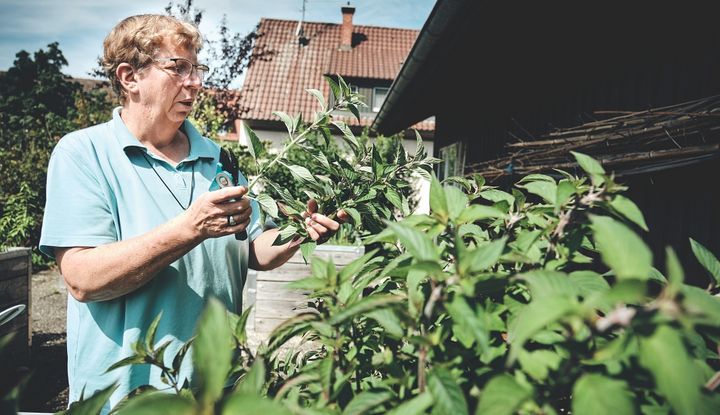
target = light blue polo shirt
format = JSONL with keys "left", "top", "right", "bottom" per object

{"left": 40, "top": 107, "right": 265, "bottom": 412}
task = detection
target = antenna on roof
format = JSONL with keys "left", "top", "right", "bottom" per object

{"left": 295, "top": 0, "right": 309, "bottom": 45}
{"left": 295, "top": 0, "right": 307, "bottom": 38}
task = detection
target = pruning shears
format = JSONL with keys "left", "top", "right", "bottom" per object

{"left": 211, "top": 164, "right": 247, "bottom": 241}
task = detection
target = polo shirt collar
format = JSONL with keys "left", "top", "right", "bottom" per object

{"left": 112, "top": 107, "right": 216, "bottom": 162}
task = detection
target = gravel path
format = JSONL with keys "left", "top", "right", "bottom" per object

{"left": 20, "top": 269, "right": 68, "bottom": 413}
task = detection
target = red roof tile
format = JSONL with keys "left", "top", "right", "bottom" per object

{"left": 237, "top": 18, "right": 434, "bottom": 132}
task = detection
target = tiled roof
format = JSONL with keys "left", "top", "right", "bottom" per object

{"left": 237, "top": 18, "right": 434, "bottom": 132}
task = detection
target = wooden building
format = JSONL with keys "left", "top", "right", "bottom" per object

{"left": 373, "top": 0, "right": 720, "bottom": 286}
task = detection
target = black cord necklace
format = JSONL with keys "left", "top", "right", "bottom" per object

{"left": 140, "top": 149, "right": 195, "bottom": 211}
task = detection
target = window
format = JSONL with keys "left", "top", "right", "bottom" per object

{"left": 438, "top": 141, "right": 465, "bottom": 180}
{"left": 372, "top": 87, "right": 389, "bottom": 112}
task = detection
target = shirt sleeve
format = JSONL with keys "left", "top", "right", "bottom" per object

{"left": 39, "top": 143, "right": 117, "bottom": 258}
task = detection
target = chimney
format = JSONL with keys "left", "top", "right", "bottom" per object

{"left": 339, "top": 3, "right": 355, "bottom": 51}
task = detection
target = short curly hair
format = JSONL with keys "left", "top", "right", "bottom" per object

{"left": 102, "top": 14, "right": 203, "bottom": 103}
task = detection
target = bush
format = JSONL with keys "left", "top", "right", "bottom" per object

{"left": 57, "top": 147, "right": 720, "bottom": 414}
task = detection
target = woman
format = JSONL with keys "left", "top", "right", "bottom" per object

{"left": 39, "top": 14, "right": 343, "bottom": 411}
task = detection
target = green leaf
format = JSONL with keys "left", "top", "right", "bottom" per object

{"left": 255, "top": 193, "right": 278, "bottom": 218}
{"left": 300, "top": 241, "right": 317, "bottom": 264}
{"left": 556, "top": 180, "right": 577, "bottom": 207}
{"left": 428, "top": 367, "right": 468, "bottom": 415}
{"left": 285, "top": 164, "right": 318, "bottom": 185}
{"left": 343, "top": 206, "right": 362, "bottom": 225}
{"left": 518, "top": 349, "right": 562, "bottom": 381}
{"left": 507, "top": 296, "right": 576, "bottom": 363}
{"left": 446, "top": 296, "right": 489, "bottom": 352}
{"left": 475, "top": 374, "right": 531, "bottom": 415}
{"left": 519, "top": 270, "right": 577, "bottom": 298}
{"left": 386, "top": 221, "right": 439, "bottom": 262}
{"left": 144, "top": 312, "right": 162, "bottom": 351}
{"left": 569, "top": 271, "right": 610, "bottom": 298}
{"left": 519, "top": 180, "right": 557, "bottom": 204}
{"left": 231, "top": 308, "right": 252, "bottom": 345}
{"left": 306, "top": 88, "right": 326, "bottom": 111}
{"left": 242, "top": 123, "right": 264, "bottom": 163}
{"left": 272, "top": 111, "right": 296, "bottom": 135}
{"left": 193, "top": 297, "right": 233, "bottom": 408}
{"left": 338, "top": 248, "right": 378, "bottom": 283}
{"left": 572, "top": 374, "right": 634, "bottom": 415}
{"left": 343, "top": 390, "right": 393, "bottom": 415}
{"left": 430, "top": 176, "right": 448, "bottom": 220}
{"left": 681, "top": 285, "right": 720, "bottom": 322}
{"left": 387, "top": 392, "right": 433, "bottom": 415}
{"left": 456, "top": 205, "right": 505, "bottom": 224}
{"left": 638, "top": 325, "right": 704, "bottom": 415}
{"left": 445, "top": 185, "right": 468, "bottom": 221}
{"left": 609, "top": 195, "right": 648, "bottom": 231}
{"left": 590, "top": 215, "right": 652, "bottom": 280}
{"left": 367, "top": 308, "right": 404, "bottom": 338}
{"left": 114, "top": 392, "right": 195, "bottom": 415}
{"left": 479, "top": 189, "right": 515, "bottom": 205}
{"left": 347, "top": 103, "right": 361, "bottom": 121}
{"left": 690, "top": 238, "right": 720, "bottom": 285}
{"left": 459, "top": 237, "right": 507, "bottom": 275}
{"left": 385, "top": 187, "right": 403, "bottom": 210}
{"left": 332, "top": 121, "right": 360, "bottom": 151}
{"left": 222, "top": 393, "right": 294, "bottom": 415}
{"left": 325, "top": 75, "right": 341, "bottom": 102}
{"left": 64, "top": 384, "right": 118, "bottom": 415}
{"left": 328, "top": 295, "right": 403, "bottom": 325}
{"left": 234, "top": 357, "right": 266, "bottom": 395}
{"left": 571, "top": 151, "right": 605, "bottom": 186}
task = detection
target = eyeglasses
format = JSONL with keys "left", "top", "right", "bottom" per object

{"left": 153, "top": 57, "right": 209, "bottom": 82}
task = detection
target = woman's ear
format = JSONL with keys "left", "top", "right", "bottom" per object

{"left": 116, "top": 63, "right": 139, "bottom": 97}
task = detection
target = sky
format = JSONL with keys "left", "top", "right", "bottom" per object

{"left": 0, "top": 0, "right": 437, "bottom": 81}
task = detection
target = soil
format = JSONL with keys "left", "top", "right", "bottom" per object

{"left": 18, "top": 269, "right": 69, "bottom": 413}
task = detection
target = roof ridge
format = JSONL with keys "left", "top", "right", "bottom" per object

{"left": 259, "top": 17, "right": 420, "bottom": 32}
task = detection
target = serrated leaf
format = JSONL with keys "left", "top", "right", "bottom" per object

{"left": 572, "top": 374, "right": 634, "bottom": 415}
{"left": 343, "top": 390, "right": 393, "bottom": 415}
{"left": 507, "top": 296, "right": 575, "bottom": 363}
{"left": 385, "top": 188, "right": 403, "bottom": 210}
{"left": 221, "top": 393, "right": 294, "bottom": 415}
{"left": 446, "top": 296, "right": 489, "bottom": 352}
{"left": 242, "top": 123, "right": 264, "bottom": 164}
{"left": 193, "top": 298, "right": 233, "bottom": 407}
{"left": 272, "top": 111, "right": 296, "bottom": 135}
{"left": 256, "top": 193, "right": 278, "bottom": 218}
{"left": 681, "top": 285, "right": 720, "bottom": 322}
{"left": 144, "top": 312, "right": 162, "bottom": 351}
{"left": 445, "top": 185, "right": 468, "bottom": 221}
{"left": 456, "top": 204, "right": 505, "bottom": 224}
{"left": 300, "top": 241, "right": 317, "bottom": 264}
{"left": 306, "top": 88, "right": 326, "bottom": 111}
{"left": 332, "top": 121, "right": 360, "bottom": 151}
{"left": 459, "top": 237, "right": 507, "bottom": 275}
{"left": 386, "top": 221, "right": 438, "bottom": 262}
{"left": 479, "top": 189, "right": 514, "bottom": 205}
{"left": 638, "top": 325, "right": 704, "bottom": 415}
{"left": 609, "top": 195, "right": 648, "bottom": 231}
{"left": 114, "top": 392, "right": 195, "bottom": 415}
{"left": 571, "top": 151, "right": 605, "bottom": 186}
{"left": 430, "top": 176, "right": 448, "bottom": 221}
{"left": 343, "top": 206, "right": 361, "bottom": 225}
{"left": 569, "top": 271, "right": 610, "bottom": 298}
{"left": 387, "top": 392, "right": 433, "bottom": 415}
{"left": 475, "top": 374, "right": 531, "bottom": 415}
{"left": 367, "top": 308, "right": 404, "bottom": 338}
{"left": 664, "top": 247, "right": 684, "bottom": 297}
{"left": 325, "top": 75, "right": 341, "bottom": 102}
{"left": 347, "top": 103, "right": 361, "bottom": 121}
{"left": 519, "top": 180, "right": 556, "bottom": 204}
{"left": 518, "top": 349, "right": 562, "bottom": 381}
{"left": 285, "top": 164, "right": 317, "bottom": 185}
{"left": 519, "top": 270, "right": 577, "bottom": 298}
{"left": 556, "top": 180, "right": 576, "bottom": 206}
{"left": 428, "top": 368, "right": 468, "bottom": 415}
{"left": 590, "top": 215, "right": 652, "bottom": 280}
{"left": 690, "top": 238, "right": 720, "bottom": 285}
{"left": 328, "top": 295, "right": 403, "bottom": 325}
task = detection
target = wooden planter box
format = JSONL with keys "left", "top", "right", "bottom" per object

{"left": 243, "top": 245, "right": 364, "bottom": 339}
{"left": 0, "top": 247, "right": 32, "bottom": 362}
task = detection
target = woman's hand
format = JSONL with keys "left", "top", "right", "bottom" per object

{"left": 300, "top": 199, "right": 349, "bottom": 245}
{"left": 181, "top": 185, "right": 252, "bottom": 240}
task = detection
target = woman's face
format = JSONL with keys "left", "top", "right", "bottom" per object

{"left": 135, "top": 39, "right": 203, "bottom": 125}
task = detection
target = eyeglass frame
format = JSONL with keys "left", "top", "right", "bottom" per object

{"left": 152, "top": 57, "right": 209, "bottom": 82}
